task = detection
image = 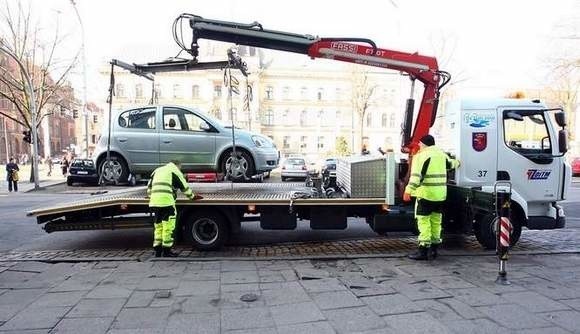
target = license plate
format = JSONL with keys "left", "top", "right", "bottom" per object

{"left": 77, "top": 171, "right": 88, "bottom": 175}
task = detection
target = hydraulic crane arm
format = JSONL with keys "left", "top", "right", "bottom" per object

{"left": 180, "top": 14, "right": 450, "bottom": 153}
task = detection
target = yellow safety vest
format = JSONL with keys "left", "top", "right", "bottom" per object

{"left": 148, "top": 162, "right": 194, "bottom": 207}
{"left": 405, "top": 146, "right": 460, "bottom": 201}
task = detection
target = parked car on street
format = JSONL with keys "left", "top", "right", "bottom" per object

{"left": 321, "top": 157, "right": 338, "bottom": 178}
{"left": 92, "top": 105, "right": 279, "bottom": 183}
{"left": 281, "top": 157, "right": 309, "bottom": 181}
{"left": 67, "top": 159, "right": 99, "bottom": 186}
{"left": 571, "top": 157, "right": 580, "bottom": 176}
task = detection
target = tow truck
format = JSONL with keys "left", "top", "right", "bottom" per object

{"left": 27, "top": 14, "right": 571, "bottom": 250}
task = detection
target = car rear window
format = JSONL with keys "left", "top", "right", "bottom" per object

{"left": 71, "top": 160, "right": 95, "bottom": 168}
{"left": 287, "top": 158, "right": 305, "bottom": 165}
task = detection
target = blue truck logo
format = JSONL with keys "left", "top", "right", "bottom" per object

{"left": 464, "top": 113, "right": 495, "bottom": 128}
{"left": 527, "top": 169, "right": 551, "bottom": 180}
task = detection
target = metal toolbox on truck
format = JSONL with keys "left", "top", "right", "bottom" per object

{"left": 336, "top": 154, "right": 396, "bottom": 204}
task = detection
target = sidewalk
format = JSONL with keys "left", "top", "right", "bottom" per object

{"left": 1, "top": 254, "right": 579, "bottom": 333}
{"left": 0, "top": 164, "right": 66, "bottom": 193}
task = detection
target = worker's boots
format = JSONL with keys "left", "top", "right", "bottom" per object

{"left": 430, "top": 244, "right": 439, "bottom": 260}
{"left": 162, "top": 247, "right": 179, "bottom": 258}
{"left": 408, "top": 246, "right": 431, "bottom": 261}
{"left": 153, "top": 246, "right": 162, "bottom": 258}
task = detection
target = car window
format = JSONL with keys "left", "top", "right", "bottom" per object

{"left": 118, "top": 108, "right": 156, "bottom": 129}
{"left": 71, "top": 160, "right": 95, "bottom": 168}
{"left": 287, "top": 158, "right": 305, "bottom": 165}
{"left": 163, "top": 107, "right": 208, "bottom": 132}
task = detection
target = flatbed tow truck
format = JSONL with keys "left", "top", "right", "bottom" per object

{"left": 27, "top": 14, "right": 571, "bottom": 251}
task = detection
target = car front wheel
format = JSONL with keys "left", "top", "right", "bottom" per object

{"left": 98, "top": 155, "right": 129, "bottom": 184}
{"left": 222, "top": 150, "right": 254, "bottom": 182}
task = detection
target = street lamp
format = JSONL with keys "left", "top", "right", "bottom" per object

{"left": 70, "top": 0, "right": 89, "bottom": 158}
{"left": 0, "top": 43, "right": 40, "bottom": 190}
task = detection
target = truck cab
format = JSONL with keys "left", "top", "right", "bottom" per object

{"left": 444, "top": 99, "right": 570, "bottom": 236}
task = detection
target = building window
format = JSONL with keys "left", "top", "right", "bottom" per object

{"left": 116, "top": 84, "right": 125, "bottom": 98}
{"left": 173, "top": 84, "right": 182, "bottom": 99}
{"left": 91, "top": 135, "right": 96, "bottom": 144}
{"left": 300, "top": 136, "right": 307, "bottom": 149}
{"left": 214, "top": 85, "right": 222, "bottom": 98}
{"left": 135, "top": 84, "right": 143, "bottom": 98}
{"left": 317, "top": 88, "right": 324, "bottom": 101}
{"left": 283, "top": 109, "right": 290, "bottom": 125}
{"left": 192, "top": 85, "right": 199, "bottom": 98}
{"left": 300, "top": 87, "right": 308, "bottom": 100}
{"left": 382, "top": 113, "right": 388, "bottom": 127}
{"left": 317, "top": 136, "right": 324, "bottom": 149}
{"left": 93, "top": 115, "right": 98, "bottom": 123}
{"left": 283, "top": 136, "right": 290, "bottom": 149}
{"left": 389, "top": 114, "right": 396, "bottom": 128}
{"left": 154, "top": 84, "right": 162, "bottom": 99}
{"left": 265, "top": 86, "right": 274, "bottom": 100}
{"left": 262, "top": 108, "right": 274, "bottom": 126}
{"left": 366, "top": 113, "right": 373, "bottom": 127}
{"left": 335, "top": 87, "right": 342, "bottom": 101}
{"left": 282, "top": 86, "right": 290, "bottom": 100}
{"left": 300, "top": 110, "right": 307, "bottom": 127}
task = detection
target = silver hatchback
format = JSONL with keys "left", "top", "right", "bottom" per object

{"left": 93, "top": 105, "right": 279, "bottom": 182}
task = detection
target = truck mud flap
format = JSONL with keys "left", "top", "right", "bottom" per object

{"left": 310, "top": 206, "right": 347, "bottom": 230}
{"left": 259, "top": 206, "right": 297, "bottom": 230}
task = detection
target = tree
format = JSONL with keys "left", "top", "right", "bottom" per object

{"left": 350, "top": 67, "right": 376, "bottom": 152}
{"left": 335, "top": 136, "right": 350, "bottom": 156}
{"left": 0, "top": 1, "right": 78, "bottom": 181}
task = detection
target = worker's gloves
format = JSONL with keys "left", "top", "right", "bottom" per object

{"left": 403, "top": 192, "right": 412, "bottom": 202}
{"left": 192, "top": 194, "right": 204, "bottom": 200}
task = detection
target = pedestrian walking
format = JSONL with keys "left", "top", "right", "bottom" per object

{"left": 403, "top": 134, "right": 460, "bottom": 260}
{"left": 61, "top": 157, "right": 69, "bottom": 176}
{"left": 147, "top": 160, "right": 203, "bottom": 257}
{"left": 47, "top": 157, "right": 53, "bottom": 177}
{"left": 5, "top": 158, "right": 19, "bottom": 192}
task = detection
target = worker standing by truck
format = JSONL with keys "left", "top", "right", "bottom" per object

{"left": 403, "top": 135, "right": 460, "bottom": 260}
{"left": 148, "top": 160, "right": 202, "bottom": 257}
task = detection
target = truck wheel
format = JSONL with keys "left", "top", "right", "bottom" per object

{"left": 474, "top": 213, "right": 522, "bottom": 249}
{"left": 98, "top": 155, "right": 129, "bottom": 184}
{"left": 183, "top": 211, "right": 229, "bottom": 251}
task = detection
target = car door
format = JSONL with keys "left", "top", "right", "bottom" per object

{"left": 159, "top": 106, "right": 216, "bottom": 172}
{"left": 116, "top": 107, "right": 159, "bottom": 172}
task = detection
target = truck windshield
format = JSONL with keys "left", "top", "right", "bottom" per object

{"left": 503, "top": 110, "right": 553, "bottom": 162}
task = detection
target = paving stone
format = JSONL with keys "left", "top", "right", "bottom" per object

{"left": 427, "top": 275, "right": 477, "bottom": 289}
{"left": 448, "top": 287, "right": 509, "bottom": 306}
{"left": 515, "top": 276, "right": 580, "bottom": 300}
{"left": 261, "top": 283, "right": 310, "bottom": 306}
{"left": 174, "top": 280, "right": 219, "bottom": 297}
{"left": 501, "top": 291, "right": 570, "bottom": 313}
{"left": 112, "top": 307, "right": 171, "bottom": 329}
{"left": 136, "top": 277, "right": 179, "bottom": 291}
{"left": 221, "top": 271, "right": 260, "bottom": 284}
{"left": 340, "top": 278, "right": 396, "bottom": 297}
{"left": 437, "top": 298, "right": 483, "bottom": 320}
{"left": 443, "top": 318, "right": 510, "bottom": 334}
{"left": 201, "top": 262, "right": 221, "bottom": 270}
{"left": 280, "top": 269, "right": 298, "bottom": 281}
{"left": 67, "top": 298, "right": 126, "bottom": 318}
{"left": 561, "top": 298, "right": 580, "bottom": 311}
{"left": 177, "top": 295, "right": 221, "bottom": 313}
{"left": 101, "top": 272, "right": 145, "bottom": 286}
{"left": 270, "top": 301, "right": 325, "bottom": 326}
{"left": 312, "top": 291, "right": 364, "bottom": 310}
{"left": 50, "top": 272, "right": 110, "bottom": 292}
{"left": 221, "top": 307, "right": 274, "bottom": 330}
{"left": 165, "top": 312, "right": 219, "bottom": 334}
{"left": 383, "top": 312, "right": 449, "bottom": 334}
{"left": 182, "top": 270, "right": 220, "bottom": 281}
{"left": 361, "top": 293, "right": 424, "bottom": 316}
{"left": 221, "top": 283, "right": 260, "bottom": 293}
{"left": 125, "top": 291, "right": 155, "bottom": 308}
{"left": 0, "top": 270, "right": 39, "bottom": 288}
{"left": 225, "top": 327, "right": 277, "bottom": 334}
{"left": 9, "top": 262, "right": 52, "bottom": 273}
{"left": 0, "top": 330, "right": 49, "bottom": 334}
{"left": 295, "top": 268, "right": 331, "bottom": 280}
{"left": 219, "top": 290, "right": 266, "bottom": 309}
{"left": 85, "top": 285, "right": 133, "bottom": 299}
{"left": 541, "top": 310, "right": 580, "bottom": 333}
{"left": 115, "top": 262, "right": 154, "bottom": 273}
{"left": 391, "top": 281, "right": 452, "bottom": 301}
{"left": 397, "top": 264, "right": 450, "bottom": 277}
{"left": 29, "top": 291, "right": 86, "bottom": 307}
{"left": 277, "top": 321, "right": 336, "bottom": 334}
{"left": 300, "top": 278, "right": 347, "bottom": 293}
{"left": 323, "top": 306, "right": 386, "bottom": 334}
{"left": 221, "top": 261, "right": 257, "bottom": 272}
{"left": 0, "top": 288, "right": 47, "bottom": 321}
{"left": 476, "top": 304, "right": 553, "bottom": 329}
{"left": 107, "top": 328, "right": 163, "bottom": 334}
{"left": 514, "top": 328, "right": 571, "bottom": 334}
{"left": 51, "top": 317, "right": 114, "bottom": 334}
{"left": 0, "top": 306, "right": 69, "bottom": 331}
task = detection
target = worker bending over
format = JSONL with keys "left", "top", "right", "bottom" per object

{"left": 404, "top": 135, "right": 460, "bottom": 260}
{"left": 148, "top": 160, "right": 202, "bottom": 257}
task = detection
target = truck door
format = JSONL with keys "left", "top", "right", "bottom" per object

{"left": 160, "top": 107, "right": 216, "bottom": 172}
{"left": 498, "top": 109, "right": 560, "bottom": 203}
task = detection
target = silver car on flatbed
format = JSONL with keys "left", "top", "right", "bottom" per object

{"left": 93, "top": 105, "right": 279, "bottom": 182}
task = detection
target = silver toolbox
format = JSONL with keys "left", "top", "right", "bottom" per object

{"left": 336, "top": 153, "right": 395, "bottom": 204}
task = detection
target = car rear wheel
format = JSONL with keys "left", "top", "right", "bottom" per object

{"left": 98, "top": 155, "right": 129, "bottom": 184}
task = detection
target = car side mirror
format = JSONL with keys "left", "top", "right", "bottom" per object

{"left": 555, "top": 111, "right": 567, "bottom": 128}
{"left": 559, "top": 129, "right": 568, "bottom": 154}
{"left": 199, "top": 122, "right": 211, "bottom": 131}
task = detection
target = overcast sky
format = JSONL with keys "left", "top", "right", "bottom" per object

{"left": 23, "top": 0, "right": 579, "bottom": 102}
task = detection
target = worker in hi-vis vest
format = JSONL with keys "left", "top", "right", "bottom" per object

{"left": 403, "top": 135, "right": 460, "bottom": 261}
{"left": 147, "top": 160, "right": 202, "bottom": 257}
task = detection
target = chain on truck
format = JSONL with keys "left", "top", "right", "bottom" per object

{"left": 27, "top": 14, "right": 572, "bottom": 251}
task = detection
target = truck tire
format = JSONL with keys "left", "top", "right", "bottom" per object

{"left": 474, "top": 213, "right": 522, "bottom": 250}
{"left": 183, "top": 210, "right": 229, "bottom": 251}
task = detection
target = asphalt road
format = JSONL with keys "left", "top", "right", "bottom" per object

{"left": 1, "top": 179, "right": 580, "bottom": 253}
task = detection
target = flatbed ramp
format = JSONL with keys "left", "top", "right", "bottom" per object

{"left": 28, "top": 183, "right": 387, "bottom": 218}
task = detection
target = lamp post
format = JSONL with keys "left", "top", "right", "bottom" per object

{"left": 0, "top": 43, "right": 39, "bottom": 189}
{"left": 70, "top": 0, "right": 89, "bottom": 158}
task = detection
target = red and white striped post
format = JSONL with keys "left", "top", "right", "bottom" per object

{"left": 495, "top": 189, "right": 512, "bottom": 285}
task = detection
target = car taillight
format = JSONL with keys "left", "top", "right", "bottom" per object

{"left": 302, "top": 166, "right": 307, "bottom": 170}
{"left": 282, "top": 166, "right": 286, "bottom": 170}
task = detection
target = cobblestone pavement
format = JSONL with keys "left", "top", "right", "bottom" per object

{"left": 1, "top": 253, "right": 580, "bottom": 333}
{"left": 1, "top": 229, "right": 579, "bottom": 262}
